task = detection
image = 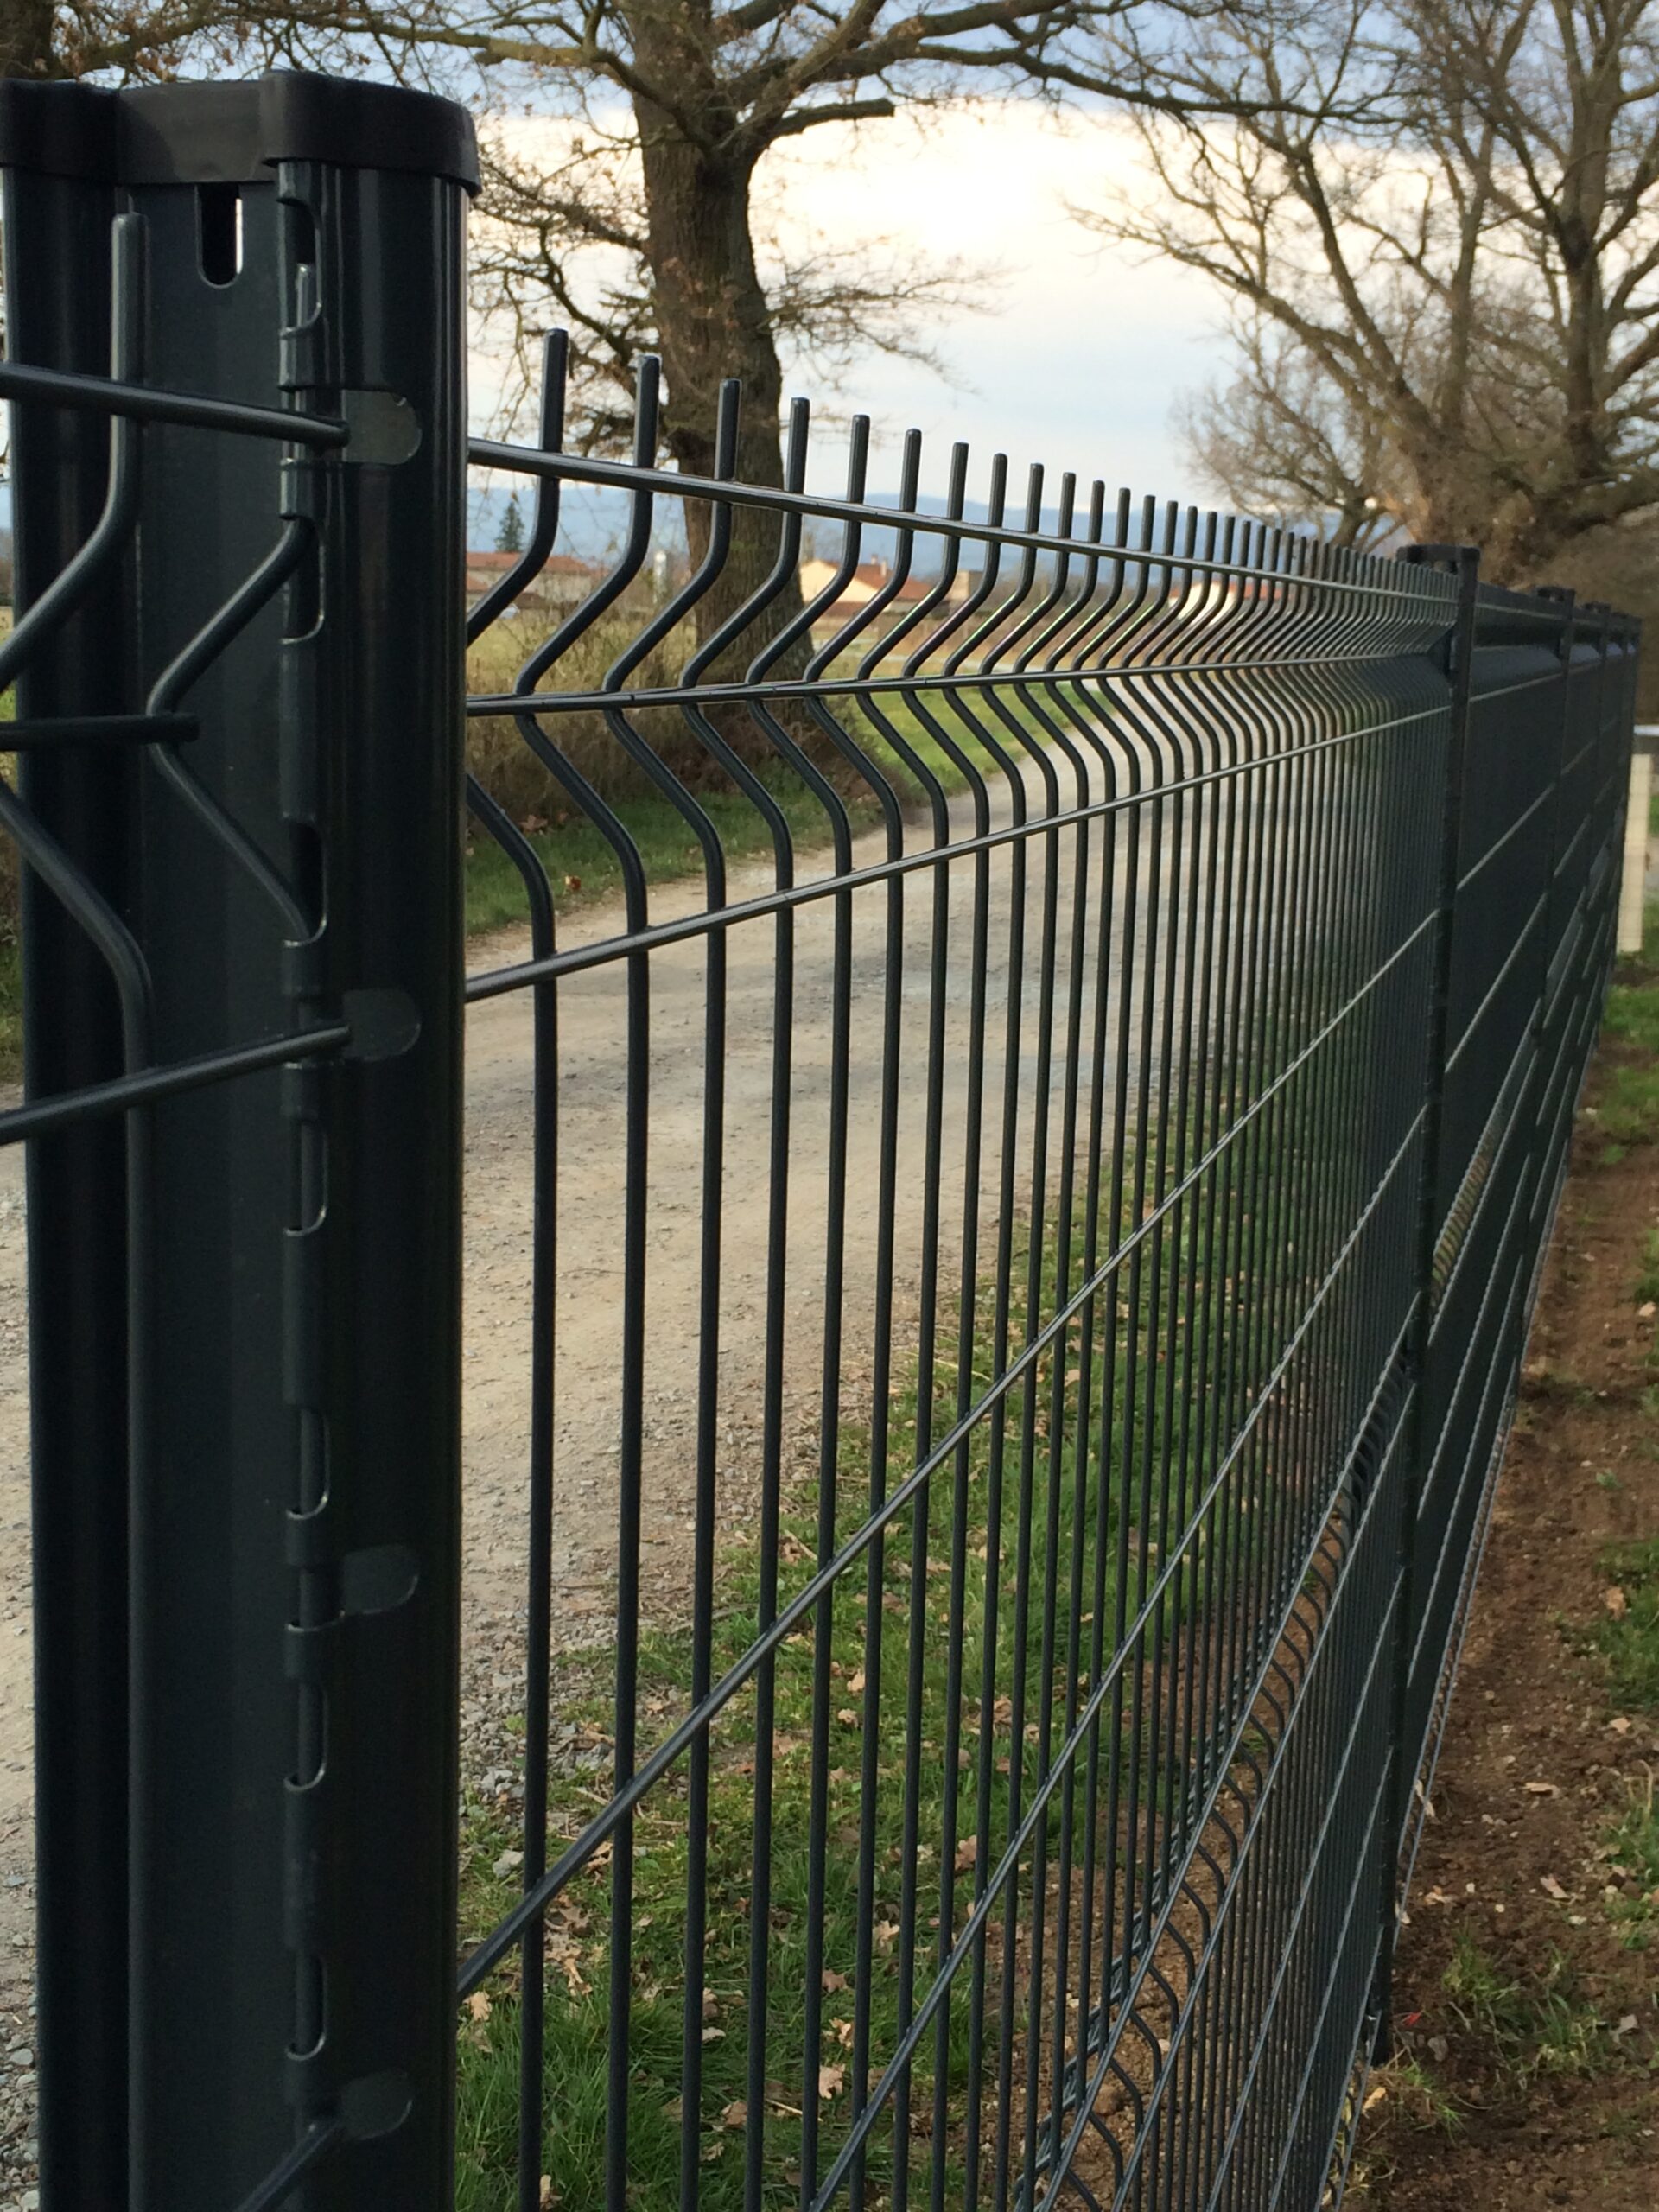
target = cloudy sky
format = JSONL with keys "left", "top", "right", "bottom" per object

{"left": 757, "top": 105, "right": 1222, "bottom": 500}
{"left": 470, "top": 101, "right": 1228, "bottom": 528}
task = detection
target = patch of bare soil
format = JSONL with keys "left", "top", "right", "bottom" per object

{"left": 1350, "top": 1069, "right": 1659, "bottom": 2203}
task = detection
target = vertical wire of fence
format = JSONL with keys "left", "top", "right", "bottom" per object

{"left": 0, "top": 67, "right": 1641, "bottom": 2212}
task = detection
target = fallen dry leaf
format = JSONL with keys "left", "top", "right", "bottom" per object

{"left": 1523, "top": 1780, "right": 1560, "bottom": 1796}
{"left": 818, "top": 2064, "right": 846, "bottom": 2101}
{"left": 468, "top": 1990, "right": 492, "bottom": 2024}
{"left": 539, "top": 2178, "right": 557, "bottom": 2210}
{"left": 1638, "top": 1301, "right": 1656, "bottom": 1320}
{"left": 721, "top": 2101, "right": 747, "bottom": 2129}
{"left": 1605, "top": 1586, "right": 1630, "bottom": 1620}
{"left": 822, "top": 1969, "right": 849, "bottom": 1993}
{"left": 1541, "top": 1874, "right": 1568, "bottom": 1899}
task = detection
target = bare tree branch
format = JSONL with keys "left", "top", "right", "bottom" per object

{"left": 1075, "top": 0, "right": 1659, "bottom": 577}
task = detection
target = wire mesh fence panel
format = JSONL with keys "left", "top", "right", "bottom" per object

{"left": 454, "top": 353, "right": 1634, "bottom": 2212}
{"left": 0, "top": 67, "right": 1641, "bottom": 2212}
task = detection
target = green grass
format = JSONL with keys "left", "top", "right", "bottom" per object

{"left": 465, "top": 744, "right": 897, "bottom": 941}
{"left": 1593, "top": 1506, "right": 1659, "bottom": 1953}
{"left": 1637, "top": 1230, "right": 1659, "bottom": 1307}
{"left": 1596, "top": 1535, "right": 1659, "bottom": 1713}
{"left": 450, "top": 1130, "right": 1309, "bottom": 2210}
{"left": 1371, "top": 2054, "right": 1463, "bottom": 2138}
{"left": 1602, "top": 1770, "right": 1659, "bottom": 1954}
{"left": 1440, "top": 1936, "right": 1615, "bottom": 2088}
{"left": 461, "top": 683, "right": 1049, "bottom": 944}
{"left": 1599, "top": 897, "right": 1659, "bottom": 1148}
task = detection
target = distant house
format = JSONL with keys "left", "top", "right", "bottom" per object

{"left": 466, "top": 549, "right": 598, "bottom": 614}
{"left": 800, "top": 556, "right": 976, "bottom": 630}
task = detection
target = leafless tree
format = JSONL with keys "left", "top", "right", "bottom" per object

{"left": 1077, "top": 0, "right": 1659, "bottom": 580}
{"left": 470, "top": 122, "right": 979, "bottom": 459}
{"left": 1173, "top": 319, "right": 1395, "bottom": 548}
{"left": 0, "top": 0, "right": 271, "bottom": 80}
{"left": 264, "top": 0, "right": 1287, "bottom": 647}
{"left": 6, "top": 0, "right": 1312, "bottom": 664}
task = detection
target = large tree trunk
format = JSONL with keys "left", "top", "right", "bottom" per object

{"left": 627, "top": 20, "right": 817, "bottom": 739}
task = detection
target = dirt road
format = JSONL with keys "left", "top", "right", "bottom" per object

{"left": 457, "top": 748, "right": 1181, "bottom": 1659}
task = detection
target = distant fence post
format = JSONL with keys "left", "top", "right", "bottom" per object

{"left": 1370, "top": 542, "right": 1482, "bottom": 2060}
{"left": 3, "top": 75, "right": 474, "bottom": 2212}
{"left": 1621, "top": 733, "right": 1655, "bottom": 955}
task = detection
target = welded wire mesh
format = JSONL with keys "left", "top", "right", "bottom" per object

{"left": 451, "top": 346, "right": 1637, "bottom": 2212}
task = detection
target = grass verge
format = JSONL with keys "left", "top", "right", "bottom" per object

{"left": 1440, "top": 1935, "right": 1616, "bottom": 2088}
{"left": 1351, "top": 881, "right": 1659, "bottom": 2204}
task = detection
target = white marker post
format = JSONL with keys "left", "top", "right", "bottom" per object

{"left": 1620, "top": 728, "right": 1656, "bottom": 956}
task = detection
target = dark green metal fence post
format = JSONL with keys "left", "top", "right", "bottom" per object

{"left": 262, "top": 99, "right": 474, "bottom": 2211}
{"left": 1523, "top": 587, "right": 1580, "bottom": 1250}
{"left": 1370, "top": 543, "right": 1481, "bottom": 2062}
{"left": 1, "top": 94, "right": 136, "bottom": 2212}
{"left": 3, "top": 74, "right": 475, "bottom": 2212}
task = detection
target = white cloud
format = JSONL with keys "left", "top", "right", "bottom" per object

{"left": 758, "top": 105, "right": 1220, "bottom": 499}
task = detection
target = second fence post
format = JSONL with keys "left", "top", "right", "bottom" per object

{"left": 1371, "top": 542, "right": 1481, "bottom": 2061}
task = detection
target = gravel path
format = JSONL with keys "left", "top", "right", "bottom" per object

{"left": 456, "top": 750, "right": 1176, "bottom": 1675}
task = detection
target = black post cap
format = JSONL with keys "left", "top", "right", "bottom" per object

{"left": 0, "top": 71, "right": 479, "bottom": 192}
